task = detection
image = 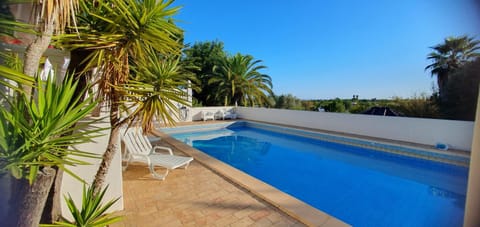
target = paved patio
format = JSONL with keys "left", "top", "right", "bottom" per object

{"left": 111, "top": 146, "right": 304, "bottom": 227}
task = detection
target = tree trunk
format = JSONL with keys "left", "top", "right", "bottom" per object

{"left": 437, "top": 72, "right": 449, "bottom": 102}
{"left": 23, "top": 22, "right": 54, "bottom": 78}
{"left": 92, "top": 100, "right": 123, "bottom": 194}
{"left": 6, "top": 167, "right": 56, "bottom": 227}
{"left": 92, "top": 126, "right": 121, "bottom": 194}
{"left": 40, "top": 167, "right": 63, "bottom": 224}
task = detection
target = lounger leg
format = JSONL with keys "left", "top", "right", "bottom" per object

{"left": 122, "top": 162, "right": 129, "bottom": 171}
{"left": 182, "top": 162, "right": 191, "bottom": 169}
{"left": 149, "top": 164, "right": 169, "bottom": 180}
{"left": 122, "top": 153, "right": 132, "bottom": 171}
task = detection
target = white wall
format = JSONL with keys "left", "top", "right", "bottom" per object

{"left": 61, "top": 117, "right": 124, "bottom": 220}
{"left": 236, "top": 107, "right": 474, "bottom": 151}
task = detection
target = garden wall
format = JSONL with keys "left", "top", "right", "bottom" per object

{"left": 235, "top": 107, "right": 474, "bottom": 151}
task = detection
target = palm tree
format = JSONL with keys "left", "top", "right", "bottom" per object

{"left": 55, "top": 0, "right": 185, "bottom": 192}
{"left": 210, "top": 53, "right": 273, "bottom": 106}
{"left": 182, "top": 41, "right": 226, "bottom": 106}
{"left": 425, "top": 35, "right": 480, "bottom": 100}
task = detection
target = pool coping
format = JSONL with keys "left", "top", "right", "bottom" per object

{"left": 152, "top": 129, "right": 351, "bottom": 227}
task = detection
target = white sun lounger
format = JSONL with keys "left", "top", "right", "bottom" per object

{"left": 122, "top": 128, "right": 194, "bottom": 180}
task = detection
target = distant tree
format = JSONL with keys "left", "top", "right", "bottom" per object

{"left": 425, "top": 35, "right": 480, "bottom": 100}
{"left": 323, "top": 98, "right": 346, "bottom": 113}
{"left": 343, "top": 100, "right": 352, "bottom": 111}
{"left": 349, "top": 102, "right": 372, "bottom": 113}
{"left": 301, "top": 100, "right": 316, "bottom": 111}
{"left": 389, "top": 94, "right": 440, "bottom": 119}
{"left": 182, "top": 41, "right": 226, "bottom": 106}
{"left": 274, "top": 94, "right": 302, "bottom": 110}
{"left": 266, "top": 95, "right": 276, "bottom": 108}
{"left": 276, "top": 95, "right": 286, "bottom": 109}
{"left": 210, "top": 53, "right": 273, "bottom": 106}
{"left": 442, "top": 58, "right": 480, "bottom": 120}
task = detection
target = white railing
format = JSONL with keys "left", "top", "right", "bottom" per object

{"left": 235, "top": 107, "right": 474, "bottom": 151}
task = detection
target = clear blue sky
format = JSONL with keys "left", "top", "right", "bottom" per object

{"left": 172, "top": 0, "right": 480, "bottom": 100}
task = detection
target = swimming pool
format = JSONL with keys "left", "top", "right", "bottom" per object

{"left": 164, "top": 121, "right": 469, "bottom": 227}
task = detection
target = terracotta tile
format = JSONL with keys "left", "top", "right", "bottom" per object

{"left": 213, "top": 215, "right": 237, "bottom": 226}
{"left": 248, "top": 217, "right": 274, "bottom": 227}
{"left": 233, "top": 208, "right": 253, "bottom": 219}
{"left": 114, "top": 149, "right": 305, "bottom": 227}
{"left": 249, "top": 209, "right": 271, "bottom": 221}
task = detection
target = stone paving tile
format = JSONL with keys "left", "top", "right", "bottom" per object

{"left": 111, "top": 155, "right": 304, "bottom": 227}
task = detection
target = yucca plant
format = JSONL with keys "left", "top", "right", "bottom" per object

{"left": 41, "top": 184, "right": 122, "bottom": 227}
{"left": 53, "top": 0, "right": 186, "bottom": 192}
{"left": 1, "top": 4, "right": 112, "bottom": 226}
{"left": 0, "top": 75, "right": 101, "bottom": 182}
{"left": 0, "top": 74, "right": 103, "bottom": 226}
{"left": 125, "top": 49, "right": 193, "bottom": 131}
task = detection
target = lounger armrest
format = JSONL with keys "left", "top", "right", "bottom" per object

{"left": 152, "top": 145, "right": 174, "bottom": 155}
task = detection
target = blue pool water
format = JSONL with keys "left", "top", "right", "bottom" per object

{"left": 168, "top": 123, "right": 468, "bottom": 227}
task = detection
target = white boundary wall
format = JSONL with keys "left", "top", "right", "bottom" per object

{"left": 236, "top": 107, "right": 474, "bottom": 151}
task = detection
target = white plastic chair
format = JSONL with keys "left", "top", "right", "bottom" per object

{"left": 201, "top": 111, "right": 215, "bottom": 121}
{"left": 122, "top": 128, "right": 193, "bottom": 180}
